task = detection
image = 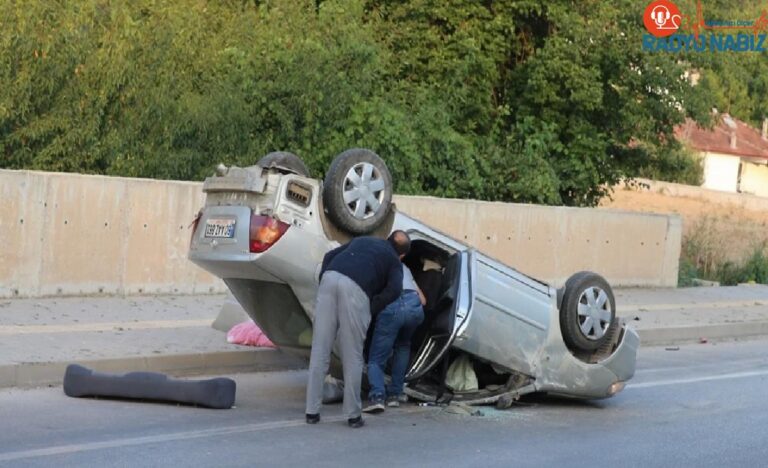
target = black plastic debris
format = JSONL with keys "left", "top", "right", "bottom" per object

{"left": 63, "top": 364, "right": 236, "bottom": 409}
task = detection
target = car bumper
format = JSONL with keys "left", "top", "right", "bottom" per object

{"left": 536, "top": 325, "right": 640, "bottom": 399}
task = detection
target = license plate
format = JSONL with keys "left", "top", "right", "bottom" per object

{"left": 204, "top": 218, "right": 236, "bottom": 238}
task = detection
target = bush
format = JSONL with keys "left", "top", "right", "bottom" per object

{"left": 678, "top": 216, "right": 768, "bottom": 287}
{"left": 741, "top": 247, "right": 768, "bottom": 284}
{"left": 677, "top": 256, "right": 700, "bottom": 287}
{"left": 679, "top": 216, "right": 726, "bottom": 280}
{"left": 679, "top": 237, "right": 768, "bottom": 287}
{"left": 714, "top": 261, "right": 745, "bottom": 286}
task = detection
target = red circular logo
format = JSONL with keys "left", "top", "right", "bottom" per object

{"left": 643, "top": 0, "right": 682, "bottom": 37}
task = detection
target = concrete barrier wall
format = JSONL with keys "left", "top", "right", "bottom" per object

{"left": 0, "top": 170, "right": 225, "bottom": 298}
{"left": 0, "top": 169, "right": 682, "bottom": 298}
{"left": 394, "top": 196, "right": 681, "bottom": 288}
{"left": 633, "top": 178, "right": 768, "bottom": 211}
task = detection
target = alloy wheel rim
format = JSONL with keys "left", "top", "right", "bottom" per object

{"left": 342, "top": 162, "right": 386, "bottom": 220}
{"left": 576, "top": 286, "right": 612, "bottom": 340}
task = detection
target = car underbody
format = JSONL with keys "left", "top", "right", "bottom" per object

{"left": 188, "top": 150, "right": 639, "bottom": 406}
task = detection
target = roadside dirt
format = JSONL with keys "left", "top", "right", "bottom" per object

{"left": 599, "top": 183, "right": 768, "bottom": 264}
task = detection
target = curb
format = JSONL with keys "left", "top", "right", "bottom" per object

{"left": 4, "top": 322, "right": 768, "bottom": 390}
{"left": 0, "top": 348, "right": 307, "bottom": 390}
{"left": 636, "top": 321, "right": 768, "bottom": 346}
{"left": 621, "top": 299, "right": 766, "bottom": 313}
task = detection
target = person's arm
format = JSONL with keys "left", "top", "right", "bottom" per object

{"left": 370, "top": 257, "right": 403, "bottom": 314}
{"left": 416, "top": 284, "right": 427, "bottom": 306}
{"left": 320, "top": 243, "right": 349, "bottom": 277}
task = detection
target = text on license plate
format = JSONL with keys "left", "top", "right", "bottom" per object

{"left": 205, "top": 218, "right": 236, "bottom": 238}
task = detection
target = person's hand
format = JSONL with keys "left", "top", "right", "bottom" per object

{"left": 417, "top": 286, "right": 427, "bottom": 306}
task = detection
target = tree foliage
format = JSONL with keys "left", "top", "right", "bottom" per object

{"left": 0, "top": 0, "right": 754, "bottom": 206}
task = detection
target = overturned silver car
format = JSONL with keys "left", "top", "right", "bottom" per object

{"left": 189, "top": 149, "right": 639, "bottom": 406}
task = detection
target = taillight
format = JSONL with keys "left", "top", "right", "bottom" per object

{"left": 189, "top": 210, "right": 202, "bottom": 244}
{"left": 250, "top": 214, "right": 289, "bottom": 253}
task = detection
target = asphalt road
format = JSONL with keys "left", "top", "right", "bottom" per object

{"left": 1, "top": 340, "right": 767, "bottom": 467}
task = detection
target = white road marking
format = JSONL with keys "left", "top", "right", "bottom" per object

{"left": 635, "top": 357, "right": 768, "bottom": 375}
{"left": 0, "top": 417, "right": 341, "bottom": 462}
{"left": 629, "top": 369, "right": 768, "bottom": 389}
{"left": 0, "top": 407, "right": 429, "bottom": 462}
{"left": 3, "top": 365, "right": 767, "bottom": 461}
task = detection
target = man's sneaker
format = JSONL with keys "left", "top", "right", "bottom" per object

{"left": 305, "top": 413, "right": 320, "bottom": 424}
{"left": 362, "top": 398, "right": 385, "bottom": 414}
{"left": 347, "top": 416, "right": 365, "bottom": 428}
{"left": 387, "top": 394, "right": 409, "bottom": 407}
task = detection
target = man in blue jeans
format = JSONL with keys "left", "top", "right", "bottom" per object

{"left": 363, "top": 261, "right": 426, "bottom": 413}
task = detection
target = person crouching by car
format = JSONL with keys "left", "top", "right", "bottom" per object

{"left": 363, "top": 259, "right": 426, "bottom": 413}
{"left": 305, "top": 231, "right": 410, "bottom": 428}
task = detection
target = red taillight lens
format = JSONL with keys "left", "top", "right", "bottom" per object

{"left": 250, "top": 214, "right": 289, "bottom": 253}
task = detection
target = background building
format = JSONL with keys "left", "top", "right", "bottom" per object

{"left": 677, "top": 115, "right": 768, "bottom": 197}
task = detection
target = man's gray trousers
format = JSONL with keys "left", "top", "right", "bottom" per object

{"left": 305, "top": 271, "right": 371, "bottom": 419}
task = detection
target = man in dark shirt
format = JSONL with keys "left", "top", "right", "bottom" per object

{"left": 305, "top": 231, "right": 410, "bottom": 428}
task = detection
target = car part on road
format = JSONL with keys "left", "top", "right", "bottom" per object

{"left": 322, "top": 148, "right": 392, "bottom": 235}
{"left": 494, "top": 393, "right": 516, "bottom": 410}
{"left": 560, "top": 271, "right": 617, "bottom": 352}
{"left": 257, "top": 151, "right": 311, "bottom": 177}
{"left": 322, "top": 375, "right": 344, "bottom": 404}
{"left": 63, "top": 364, "right": 236, "bottom": 409}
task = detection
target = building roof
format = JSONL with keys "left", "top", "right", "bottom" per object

{"left": 675, "top": 115, "right": 768, "bottom": 160}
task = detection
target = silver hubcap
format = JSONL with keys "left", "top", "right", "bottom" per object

{"left": 342, "top": 162, "right": 386, "bottom": 220}
{"left": 577, "top": 287, "right": 612, "bottom": 340}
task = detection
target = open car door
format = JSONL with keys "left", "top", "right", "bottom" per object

{"left": 406, "top": 249, "right": 473, "bottom": 380}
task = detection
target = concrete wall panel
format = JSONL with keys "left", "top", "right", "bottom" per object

{"left": 626, "top": 178, "right": 768, "bottom": 211}
{"left": 394, "top": 196, "right": 681, "bottom": 287}
{"left": 0, "top": 169, "right": 682, "bottom": 298}
{"left": 38, "top": 173, "right": 127, "bottom": 296}
{"left": 121, "top": 180, "right": 208, "bottom": 295}
{"left": 0, "top": 172, "right": 46, "bottom": 297}
{"left": 0, "top": 170, "right": 225, "bottom": 298}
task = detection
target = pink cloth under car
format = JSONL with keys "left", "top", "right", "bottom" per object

{"left": 226, "top": 321, "right": 276, "bottom": 347}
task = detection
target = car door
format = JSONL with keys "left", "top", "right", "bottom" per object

{"left": 405, "top": 249, "right": 473, "bottom": 380}
{"left": 451, "top": 250, "right": 553, "bottom": 375}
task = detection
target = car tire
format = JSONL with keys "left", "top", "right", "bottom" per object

{"left": 323, "top": 148, "right": 392, "bottom": 235}
{"left": 256, "top": 151, "right": 311, "bottom": 177}
{"left": 559, "top": 271, "right": 616, "bottom": 352}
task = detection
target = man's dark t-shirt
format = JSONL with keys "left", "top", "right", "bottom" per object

{"left": 320, "top": 237, "right": 403, "bottom": 314}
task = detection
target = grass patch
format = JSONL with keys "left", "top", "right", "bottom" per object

{"left": 679, "top": 232, "right": 768, "bottom": 287}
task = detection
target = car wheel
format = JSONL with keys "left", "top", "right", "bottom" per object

{"left": 559, "top": 271, "right": 616, "bottom": 352}
{"left": 323, "top": 148, "right": 392, "bottom": 235}
{"left": 256, "top": 151, "right": 311, "bottom": 177}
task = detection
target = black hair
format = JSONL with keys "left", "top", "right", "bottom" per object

{"left": 387, "top": 230, "right": 411, "bottom": 256}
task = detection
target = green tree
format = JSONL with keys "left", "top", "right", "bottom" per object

{"left": 1, "top": 0, "right": 726, "bottom": 206}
